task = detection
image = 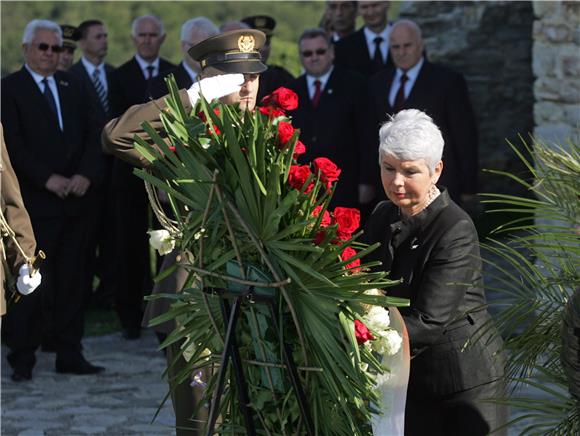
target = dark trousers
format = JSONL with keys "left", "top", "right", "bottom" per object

{"left": 111, "top": 160, "right": 151, "bottom": 332}
{"left": 4, "top": 215, "right": 91, "bottom": 370}
{"left": 405, "top": 378, "right": 508, "bottom": 436}
{"left": 84, "top": 158, "right": 117, "bottom": 307}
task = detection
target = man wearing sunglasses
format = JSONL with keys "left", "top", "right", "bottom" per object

{"left": 1, "top": 19, "right": 104, "bottom": 381}
{"left": 286, "top": 28, "right": 371, "bottom": 214}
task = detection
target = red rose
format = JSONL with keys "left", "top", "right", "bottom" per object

{"left": 261, "top": 87, "right": 299, "bottom": 111}
{"left": 313, "top": 157, "right": 341, "bottom": 189}
{"left": 334, "top": 207, "right": 361, "bottom": 240}
{"left": 197, "top": 108, "right": 221, "bottom": 135}
{"left": 278, "top": 121, "right": 295, "bottom": 146}
{"left": 312, "top": 206, "right": 331, "bottom": 227}
{"left": 258, "top": 106, "right": 285, "bottom": 119}
{"left": 288, "top": 165, "right": 313, "bottom": 193}
{"left": 354, "top": 319, "right": 374, "bottom": 344}
{"left": 341, "top": 246, "right": 361, "bottom": 273}
{"left": 313, "top": 230, "right": 326, "bottom": 246}
{"left": 293, "top": 140, "right": 306, "bottom": 158}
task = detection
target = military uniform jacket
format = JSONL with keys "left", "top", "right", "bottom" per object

{"left": 362, "top": 189, "right": 504, "bottom": 397}
{"left": 1, "top": 68, "right": 103, "bottom": 219}
{"left": 0, "top": 123, "right": 36, "bottom": 315}
{"left": 102, "top": 91, "right": 193, "bottom": 333}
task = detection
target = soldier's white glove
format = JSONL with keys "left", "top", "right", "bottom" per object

{"left": 16, "top": 264, "right": 42, "bottom": 296}
{"left": 187, "top": 74, "right": 244, "bottom": 106}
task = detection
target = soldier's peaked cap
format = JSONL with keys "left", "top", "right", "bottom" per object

{"left": 60, "top": 24, "right": 80, "bottom": 49}
{"left": 241, "top": 15, "right": 276, "bottom": 35}
{"left": 188, "top": 29, "right": 267, "bottom": 74}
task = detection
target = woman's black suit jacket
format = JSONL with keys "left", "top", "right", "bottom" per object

{"left": 362, "top": 188, "right": 504, "bottom": 398}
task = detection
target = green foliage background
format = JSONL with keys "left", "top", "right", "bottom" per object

{"left": 1, "top": 0, "right": 330, "bottom": 77}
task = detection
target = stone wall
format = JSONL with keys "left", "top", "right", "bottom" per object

{"left": 398, "top": 1, "right": 535, "bottom": 196}
{"left": 532, "top": 1, "right": 580, "bottom": 145}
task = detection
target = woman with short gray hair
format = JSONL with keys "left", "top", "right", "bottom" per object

{"left": 363, "top": 109, "right": 507, "bottom": 435}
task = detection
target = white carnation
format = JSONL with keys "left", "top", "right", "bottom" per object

{"left": 365, "top": 306, "right": 390, "bottom": 332}
{"left": 374, "top": 329, "right": 402, "bottom": 356}
{"left": 148, "top": 229, "right": 175, "bottom": 255}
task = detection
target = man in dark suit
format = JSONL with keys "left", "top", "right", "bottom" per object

{"left": 241, "top": 15, "right": 294, "bottom": 102}
{"left": 1, "top": 19, "right": 104, "bottom": 380}
{"left": 107, "top": 15, "right": 175, "bottom": 340}
{"left": 368, "top": 19, "right": 479, "bottom": 204}
{"left": 287, "top": 28, "right": 371, "bottom": 209}
{"left": 69, "top": 19, "right": 116, "bottom": 310}
{"left": 334, "top": 1, "right": 393, "bottom": 77}
{"left": 149, "top": 17, "right": 219, "bottom": 99}
{"left": 325, "top": 1, "right": 357, "bottom": 42}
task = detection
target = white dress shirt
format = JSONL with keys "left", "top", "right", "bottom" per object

{"left": 364, "top": 24, "right": 392, "bottom": 64}
{"left": 25, "top": 64, "right": 63, "bottom": 130}
{"left": 135, "top": 54, "right": 160, "bottom": 79}
{"left": 81, "top": 56, "right": 108, "bottom": 92}
{"left": 181, "top": 61, "right": 198, "bottom": 84}
{"left": 306, "top": 66, "right": 334, "bottom": 100}
{"left": 388, "top": 57, "right": 425, "bottom": 107}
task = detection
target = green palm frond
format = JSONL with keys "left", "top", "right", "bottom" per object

{"left": 481, "top": 136, "right": 580, "bottom": 434}
{"left": 138, "top": 76, "right": 408, "bottom": 434}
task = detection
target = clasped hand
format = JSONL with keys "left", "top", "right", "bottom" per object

{"left": 45, "top": 174, "right": 90, "bottom": 199}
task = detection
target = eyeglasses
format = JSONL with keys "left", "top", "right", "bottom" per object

{"left": 62, "top": 46, "right": 75, "bottom": 55}
{"left": 301, "top": 48, "right": 327, "bottom": 58}
{"left": 33, "top": 43, "right": 63, "bottom": 53}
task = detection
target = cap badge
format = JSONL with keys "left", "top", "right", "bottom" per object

{"left": 238, "top": 35, "right": 255, "bottom": 53}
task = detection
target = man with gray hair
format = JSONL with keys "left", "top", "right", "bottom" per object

{"left": 1, "top": 19, "right": 104, "bottom": 380}
{"left": 369, "top": 19, "right": 479, "bottom": 205}
{"left": 149, "top": 17, "right": 219, "bottom": 99}
{"left": 107, "top": 15, "right": 175, "bottom": 341}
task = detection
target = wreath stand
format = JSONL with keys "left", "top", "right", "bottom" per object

{"left": 203, "top": 286, "right": 315, "bottom": 436}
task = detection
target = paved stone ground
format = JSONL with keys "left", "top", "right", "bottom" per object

{"left": 1, "top": 330, "right": 176, "bottom": 435}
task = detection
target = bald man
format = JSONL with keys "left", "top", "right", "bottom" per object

{"left": 368, "top": 19, "right": 479, "bottom": 206}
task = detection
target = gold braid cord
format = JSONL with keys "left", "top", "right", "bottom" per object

{"left": 144, "top": 176, "right": 180, "bottom": 237}
{"left": 0, "top": 208, "right": 34, "bottom": 266}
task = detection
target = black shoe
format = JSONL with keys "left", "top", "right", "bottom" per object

{"left": 55, "top": 358, "right": 105, "bottom": 375}
{"left": 11, "top": 368, "right": 32, "bottom": 382}
{"left": 122, "top": 327, "right": 141, "bottom": 340}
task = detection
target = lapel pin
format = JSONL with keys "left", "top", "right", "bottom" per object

{"left": 327, "top": 88, "right": 333, "bottom": 94}
{"left": 59, "top": 80, "right": 69, "bottom": 87}
{"left": 410, "top": 237, "right": 420, "bottom": 249}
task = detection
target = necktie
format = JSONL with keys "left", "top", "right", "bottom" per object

{"left": 146, "top": 65, "right": 155, "bottom": 80}
{"left": 393, "top": 73, "right": 409, "bottom": 113}
{"left": 42, "top": 77, "right": 58, "bottom": 116}
{"left": 92, "top": 68, "right": 110, "bottom": 115}
{"left": 312, "top": 80, "right": 322, "bottom": 108}
{"left": 373, "top": 36, "right": 384, "bottom": 68}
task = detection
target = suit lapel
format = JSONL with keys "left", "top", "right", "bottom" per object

{"left": 404, "top": 61, "right": 431, "bottom": 109}
{"left": 174, "top": 64, "right": 194, "bottom": 89}
{"left": 376, "top": 69, "right": 396, "bottom": 116}
{"left": 21, "top": 68, "right": 62, "bottom": 131}
{"left": 54, "top": 72, "right": 72, "bottom": 135}
{"left": 295, "top": 76, "right": 313, "bottom": 116}
{"left": 319, "top": 69, "right": 338, "bottom": 109}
